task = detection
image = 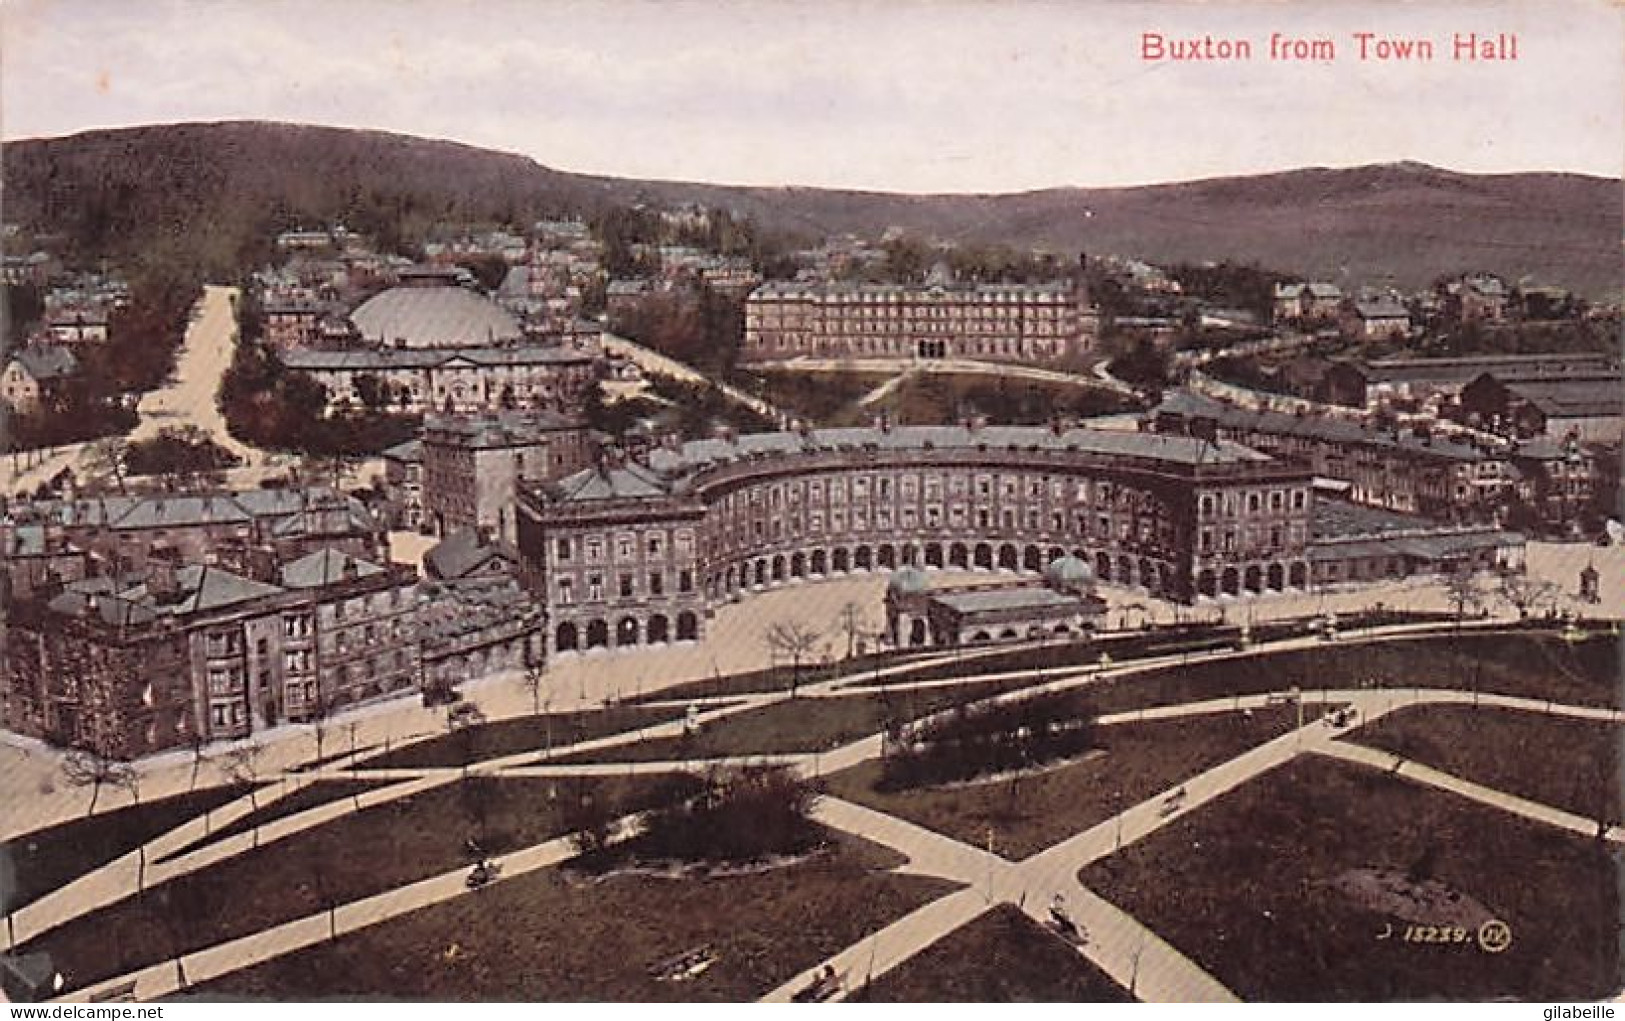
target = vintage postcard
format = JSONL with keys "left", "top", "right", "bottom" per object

{"left": 0, "top": 0, "right": 1620, "bottom": 1006}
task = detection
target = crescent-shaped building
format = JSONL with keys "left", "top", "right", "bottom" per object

{"left": 515, "top": 421, "right": 1318, "bottom": 655}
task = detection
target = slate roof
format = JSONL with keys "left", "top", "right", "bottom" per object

{"left": 930, "top": 585, "right": 1103, "bottom": 615}
{"left": 751, "top": 280, "right": 1075, "bottom": 299}
{"left": 36, "top": 487, "right": 359, "bottom": 531}
{"left": 49, "top": 564, "right": 282, "bottom": 624}
{"left": 1156, "top": 391, "right": 1491, "bottom": 463}
{"left": 1511, "top": 436, "right": 1581, "bottom": 461}
{"left": 381, "top": 438, "right": 424, "bottom": 464}
{"left": 1354, "top": 298, "right": 1410, "bottom": 321}
{"left": 1364, "top": 353, "right": 1617, "bottom": 387}
{"left": 424, "top": 411, "right": 581, "bottom": 449}
{"left": 10, "top": 345, "right": 78, "bottom": 381}
{"left": 1309, "top": 529, "right": 1522, "bottom": 563}
{"left": 424, "top": 529, "right": 518, "bottom": 581}
{"left": 549, "top": 462, "right": 671, "bottom": 503}
{"left": 648, "top": 424, "right": 1270, "bottom": 475}
{"left": 280, "top": 549, "right": 386, "bottom": 589}
{"left": 1311, "top": 498, "right": 1437, "bottom": 540}
{"left": 1503, "top": 378, "right": 1621, "bottom": 420}
{"left": 172, "top": 565, "right": 286, "bottom": 612}
{"left": 6, "top": 523, "right": 84, "bottom": 557}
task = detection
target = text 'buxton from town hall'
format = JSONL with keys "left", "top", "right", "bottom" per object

{"left": 1140, "top": 31, "right": 1520, "bottom": 63}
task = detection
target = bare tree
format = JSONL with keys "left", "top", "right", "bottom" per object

{"left": 84, "top": 437, "right": 130, "bottom": 495}
{"left": 1495, "top": 568, "right": 1557, "bottom": 620}
{"left": 60, "top": 747, "right": 136, "bottom": 817}
{"left": 1443, "top": 565, "right": 1483, "bottom": 623}
{"left": 113, "top": 769, "right": 150, "bottom": 892}
{"left": 837, "top": 601, "right": 865, "bottom": 661}
{"left": 764, "top": 620, "right": 823, "bottom": 697}
{"left": 344, "top": 721, "right": 365, "bottom": 809}
{"left": 309, "top": 692, "right": 332, "bottom": 766}
{"left": 520, "top": 661, "right": 547, "bottom": 718}
{"left": 184, "top": 729, "right": 210, "bottom": 794}
{"left": 221, "top": 744, "right": 267, "bottom": 847}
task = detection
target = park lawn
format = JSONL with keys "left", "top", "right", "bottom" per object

{"left": 1351, "top": 704, "right": 1622, "bottom": 822}
{"left": 625, "top": 650, "right": 934, "bottom": 706}
{"left": 735, "top": 367, "right": 893, "bottom": 426}
{"left": 3, "top": 784, "right": 258, "bottom": 911}
{"left": 190, "top": 833, "right": 959, "bottom": 1002}
{"left": 875, "top": 372, "right": 1137, "bottom": 426}
{"left": 1078, "top": 756, "right": 1618, "bottom": 1001}
{"left": 839, "top": 628, "right": 1251, "bottom": 690}
{"left": 1081, "top": 631, "right": 1620, "bottom": 715}
{"left": 288, "top": 745, "right": 385, "bottom": 772}
{"left": 553, "top": 678, "right": 1033, "bottom": 764}
{"left": 836, "top": 625, "right": 1602, "bottom": 708}
{"left": 857, "top": 904, "right": 1133, "bottom": 1002}
{"left": 354, "top": 705, "right": 683, "bottom": 769}
{"left": 24, "top": 775, "right": 680, "bottom": 994}
{"left": 159, "top": 779, "right": 399, "bottom": 862}
{"left": 825, "top": 704, "right": 1320, "bottom": 860}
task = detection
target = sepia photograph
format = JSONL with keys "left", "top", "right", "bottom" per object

{"left": 0, "top": 0, "right": 1621, "bottom": 1006}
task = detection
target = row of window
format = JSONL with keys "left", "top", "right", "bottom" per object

{"left": 210, "top": 700, "right": 245, "bottom": 729}
{"left": 715, "top": 472, "right": 1165, "bottom": 512}
{"left": 708, "top": 502, "right": 1173, "bottom": 549}
{"left": 1197, "top": 489, "right": 1308, "bottom": 518}
{"left": 329, "top": 586, "right": 413, "bottom": 621}
{"left": 326, "top": 617, "right": 412, "bottom": 653}
{"left": 556, "top": 568, "right": 695, "bottom": 605}
{"left": 554, "top": 529, "right": 696, "bottom": 565}
{"left": 1198, "top": 522, "right": 1305, "bottom": 555}
{"left": 749, "top": 291, "right": 1074, "bottom": 306}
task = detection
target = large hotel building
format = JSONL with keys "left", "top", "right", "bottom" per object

{"left": 518, "top": 424, "right": 1314, "bottom": 655}
{"left": 742, "top": 280, "right": 1097, "bottom": 363}
{"left": 516, "top": 422, "right": 1521, "bottom": 657}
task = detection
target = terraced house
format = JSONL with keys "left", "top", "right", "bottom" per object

{"left": 2, "top": 548, "right": 421, "bottom": 757}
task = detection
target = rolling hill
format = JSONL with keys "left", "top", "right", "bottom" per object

{"left": 2, "top": 121, "right": 1618, "bottom": 297}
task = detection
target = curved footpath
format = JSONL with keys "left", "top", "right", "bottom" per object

{"left": 37, "top": 635, "right": 1622, "bottom": 1003}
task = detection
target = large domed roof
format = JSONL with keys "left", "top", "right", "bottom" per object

{"left": 887, "top": 566, "right": 931, "bottom": 596}
{"left": 351, "top": 285, "right": 522, "bottom": 349}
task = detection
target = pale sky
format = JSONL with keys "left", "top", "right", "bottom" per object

{"left": 2, "top": 0, "right": 1620, "bottom": 192}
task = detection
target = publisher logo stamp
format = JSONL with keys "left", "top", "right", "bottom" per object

{"left": 1476, "top": 919, "right": 1513, "bottom": 953}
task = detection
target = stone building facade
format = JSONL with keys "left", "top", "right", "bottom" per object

{"left": 2, "top": 548, "right": 422, "bottom": 757}
{"left": 280, "top": 343, "right": 600, "bottom": 416}
{"left": 420, "top": 412, "right": 594, "bottom": 542}
{"left": 1154, "top": 391, "right": 1513, "bottom": 522}
{"left": 743, "top": 280, "right": 1096, "bottom": 364}
{"left": 517, "top": 424, "right": 1313, "bottom": 655}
